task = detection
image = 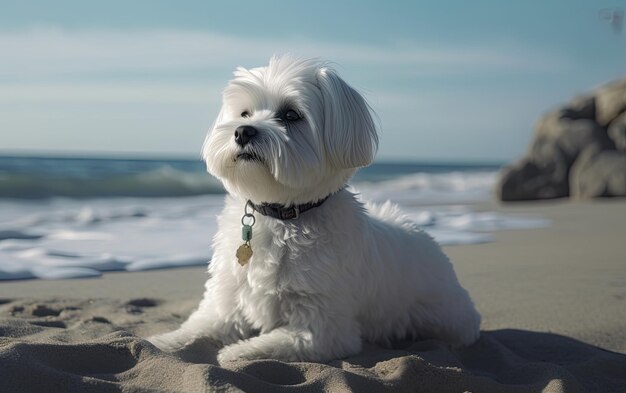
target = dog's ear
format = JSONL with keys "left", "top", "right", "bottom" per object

{"left": 316, "top": 67, "right": 379, "bottom": 168}
{"left": 201, "top": 106, "right": 226, "bottom": 166}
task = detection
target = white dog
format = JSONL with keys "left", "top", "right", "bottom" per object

{"left": 149, "top": 56, "right": 480, "bottom": 363}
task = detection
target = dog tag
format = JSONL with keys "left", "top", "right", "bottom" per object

{"left": 236, "top": 243, "right": 253, "bottom": 266}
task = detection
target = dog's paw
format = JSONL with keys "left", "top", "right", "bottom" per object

{"left": 147, "top": 331, "right": 191, "bottom": 352}
{"left": 217, "top": 345, "right": 250, "bottom": 364}
{"left": 217, "top": 342, "right": 266, "bottom": 364}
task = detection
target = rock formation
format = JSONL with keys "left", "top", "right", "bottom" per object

{"left": 497, "top": 78, "right": 626, "bottom": 201}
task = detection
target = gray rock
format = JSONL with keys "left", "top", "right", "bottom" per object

{"left": 595, "top": 79, "right": 626, "bottom": 127}
{"left": 560, "top": 95, "right": 596, "bottom": 120}
{"left": 532, "top": 115, "right": 611, "bottom": 166}
{"left": 570, "top": 148, "right": 626, "bottom": 198}
{"left": 497, "top": 76, "right": 626, "bottom": 202}
{"left": 498, "top": 158, "right": 569, "bottom": 201}
{"left": 497, "top": 114, "right": 612, "bottom": 201}
{"left": 608, "top": 112, "right": 626, "bottom": 151}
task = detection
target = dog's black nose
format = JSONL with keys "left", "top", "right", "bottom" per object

{"left": 234, "top": 126, "right": 257, "bottom": 147}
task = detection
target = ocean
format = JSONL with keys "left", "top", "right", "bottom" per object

{"left": 0, "top": 155, "right": 548, "bottom": 280}
{"left": 0, "top": 155, "right": 501, "bottom": 199}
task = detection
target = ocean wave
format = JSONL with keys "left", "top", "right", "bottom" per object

{"left": 356, "top": 171, "right": 499, "bottom": 204}
{"left": 0, "top": 229, "right": 44, "bottom": 241}
{"left": 358, "top": 170, "right": 498, "bottom": 192}
{"left": 0, "top": 166, "right": 226, "bottom": 199}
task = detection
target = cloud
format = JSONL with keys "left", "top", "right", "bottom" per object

{"left": 0, "top": 83, "right": 220, "bottom": 104}
{"left": 0, "top": 28, "right": 570, "bottom": 106}
{"left": 0, "top": 28, "right": 569, "bottom": 81}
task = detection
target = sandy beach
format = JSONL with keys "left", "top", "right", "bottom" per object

{"left": 1, "top": 199, "right": 626, "bottom": 392}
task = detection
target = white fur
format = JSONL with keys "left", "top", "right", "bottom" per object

{"left": 148, "top": 56, "right": 480, "bottom": 363}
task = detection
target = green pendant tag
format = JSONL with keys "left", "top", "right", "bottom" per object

{"left": 242, "top": 224, "right": 252, "bottom": 241}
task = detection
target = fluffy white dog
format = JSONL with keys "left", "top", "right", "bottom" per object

{"left": 149, "top": 56, "right": 481, "bottom": 363}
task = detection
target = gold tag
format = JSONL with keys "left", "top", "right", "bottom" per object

{"left": 236, "top": 243, "right": 253, "bottom": 266}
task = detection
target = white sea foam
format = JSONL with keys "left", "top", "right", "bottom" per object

{"left": 0, "top": 171, "right": 549, "bottom": 281}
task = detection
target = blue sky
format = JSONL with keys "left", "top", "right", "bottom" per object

{"left": 1, "top": 0, "right": 625, "bottom": 162}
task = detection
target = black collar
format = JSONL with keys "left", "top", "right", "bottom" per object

{"left": 248, "top": 196, "right": 329, "bottom": 220}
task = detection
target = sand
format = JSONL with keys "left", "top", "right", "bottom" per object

{"left": 1, "top": 200, "right": 626, "bottom": 392}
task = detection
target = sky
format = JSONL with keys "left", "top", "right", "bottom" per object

{"left": 1, "top": 0, "right": 625, "bottom": 162}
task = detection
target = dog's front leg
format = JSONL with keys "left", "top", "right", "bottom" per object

{"left": 217, "top": 316, "right": 362, "bottom": 363}
{"left": 148, "top": 296, "right": 250, "bottom": 352}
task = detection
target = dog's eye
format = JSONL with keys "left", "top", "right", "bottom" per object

{"left": 241, "top": 111, "right": 250, "bottom": 118}
{"left": 284, "top": 110, "right": 301, "bottom": 121}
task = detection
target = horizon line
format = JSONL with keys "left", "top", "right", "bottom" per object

{"left": 0, "top": 150, "right": 505, "bottom": 167}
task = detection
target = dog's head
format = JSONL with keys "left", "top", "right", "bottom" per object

{"left": 202, "top": 56, "right": 378, "bottom": 205}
